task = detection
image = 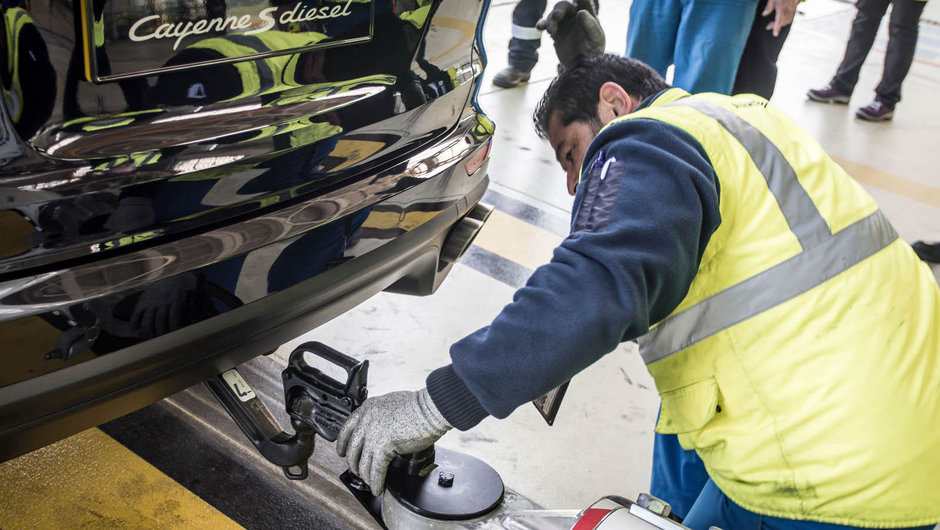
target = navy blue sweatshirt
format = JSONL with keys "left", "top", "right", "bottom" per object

{"left": 427, "top": 91, "right": 723, "bottom": 430}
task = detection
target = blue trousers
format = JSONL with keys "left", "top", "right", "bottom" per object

{"left": 684, "top": 479, "right": 936, "bottom": 530}
{"left": 650, "top": 432, "right": 708, "bottom": 519}
{"left": 625, "top": 0, "right": 756, "bottom": 94}
{"left": 652, "top": 433, "right": 937, "bottom": 529}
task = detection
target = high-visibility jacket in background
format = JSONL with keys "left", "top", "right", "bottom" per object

{"left": 623, "top": 88, "right": 940, "bottom": 527}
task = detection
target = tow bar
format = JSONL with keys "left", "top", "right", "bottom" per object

{"left": 207, "top": 342, "right": 693, "bottom": 530}
{"left": 205, "top": 341, "right": 367, "bottom": 480}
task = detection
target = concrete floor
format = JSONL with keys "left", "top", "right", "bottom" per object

{"left": 290, "top": 0, "right": 940, "bottom": 513}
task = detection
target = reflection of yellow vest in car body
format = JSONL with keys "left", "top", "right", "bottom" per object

{"left": 189, "top": 30, "right": 327, "bottom": 101}
{"left": 615, "top": 88, "right": 940, "bottom": 526}
{"left": 397, "top": 0, "right": 433, "bottom": 29}
{"left": 2, "top": 8, "right": 32, "bottom": 122}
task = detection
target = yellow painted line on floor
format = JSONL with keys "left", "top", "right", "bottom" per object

{"left": 834, "top": 156, "right": 940, "bottom": 209}
{"left": 0, "top": 429, "right": 242, "bottom": 529}
{"left": 473, "top": 209, "right": 564, "bottom": 271}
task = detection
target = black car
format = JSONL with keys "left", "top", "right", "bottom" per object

{"left": 0, "top": 0, "right": 493, "bottom": 462}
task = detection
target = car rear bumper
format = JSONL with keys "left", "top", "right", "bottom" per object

{"left": 0, "top": 116, "right": 491, "bottom": 461}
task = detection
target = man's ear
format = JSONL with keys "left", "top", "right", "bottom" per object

{"left": 597, "top": 82, "right": 638, "bottom": 125}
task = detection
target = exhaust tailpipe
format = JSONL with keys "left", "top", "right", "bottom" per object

{"left": 440, "top": 202, "right": 493, "bottom": 264}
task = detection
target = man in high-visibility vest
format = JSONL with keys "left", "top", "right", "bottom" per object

{"left": 334, "top": 12, "right": 940, "bottom": 530}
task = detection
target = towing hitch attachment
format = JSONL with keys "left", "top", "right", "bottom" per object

{"left": 206, "top": 341, "right": 368, "bottom": 480}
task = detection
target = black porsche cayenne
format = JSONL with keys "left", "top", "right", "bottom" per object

{"left": 0, "top": 0, "right": 493, "bottom": 461}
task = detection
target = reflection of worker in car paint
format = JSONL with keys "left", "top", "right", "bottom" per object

{"left": 1, "top": 6, "right": 55, "bottom": 140}
{"left": 63, "top": 0, "right": 146, "bottom": 120}
{"left": 147, "top": 29, "right": 331, "bottom": 106}
{"left": 207, "top": 0, "right": 228, "bottom": 23}
{"left": 43, "top": 203, "right": 370, "bottom": 360}
{"left": 50, "top": 92, "right": 361, "bottom": 352}
{"left": 27, "top": 192, "right": 118, "bottom": 247}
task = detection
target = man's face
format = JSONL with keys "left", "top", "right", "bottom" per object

{"left": 547, "top": 111, "right": 600, "bottom": 196}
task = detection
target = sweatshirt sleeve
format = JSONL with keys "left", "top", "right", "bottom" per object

{"left": 427, "top": 119, "right": 722, "bottom": 430}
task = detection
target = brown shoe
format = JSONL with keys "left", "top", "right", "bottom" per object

{"left": 492, "top": 66, "right": 531, "bottom": 88}
{"left": 807, "top": 84, "right": 850, "bottom": 104}
{"left": 855, "top": 101, "right": 894, "bottom": 121}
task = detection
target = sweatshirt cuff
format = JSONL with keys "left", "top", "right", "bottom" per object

{"left": 426, "top": 365, "right": 490, "bottom": 430}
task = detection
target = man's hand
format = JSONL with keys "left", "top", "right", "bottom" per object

{"left": 763, "top": 0, "right": 798, "bottom": 37}
{"left": 536, "top": 0, "right": 605, "bottom": 68}
{"left": 336, "top": 388, "right": 452, "bottom": 495}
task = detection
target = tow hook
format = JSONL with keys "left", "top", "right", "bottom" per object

{"left": 208, "top": 342, "right": 506, "bottom": 528}
{"left": 205, "top": 342, "right": 368, "bottom": 480}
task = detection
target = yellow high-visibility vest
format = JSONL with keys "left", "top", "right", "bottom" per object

{"left": 613, "top": 88, "right": 940, "bottom": 526}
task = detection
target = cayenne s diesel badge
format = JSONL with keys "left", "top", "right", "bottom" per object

{"left": 79, "top": 0, "right": 375, "bottom": 81}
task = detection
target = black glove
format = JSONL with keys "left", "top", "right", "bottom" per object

{"left": 104, "top": 195, "right": 155, "bottom": 233}
{"left": 536, "top": 0, "right": 605, "bottom": 68}
{"left": 130, "top": 273, "right": 197, "bottom": 338}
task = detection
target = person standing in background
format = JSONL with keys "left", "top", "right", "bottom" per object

{"left": 624, "top": 0, "right": 757, "bottom": 94}
{"left": 492, "top": 0, "right": 548, "bottom": 88}
{"left": 807, "top": 0, "right": 929, "bottom": 121}
{"left": 493, "top": 0, "right": 600, "bottom": 88}
{"left": 732, "top": 0, "right": 799, "bottom": 98}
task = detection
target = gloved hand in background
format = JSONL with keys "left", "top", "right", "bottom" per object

{"left": 536, "top": 0, "right": 605, "bottom": 68}
{"left": 336, "top": 388, "right": 452, "bottom": 495}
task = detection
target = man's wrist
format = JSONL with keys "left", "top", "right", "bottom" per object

{"left": 426, "top": 365, "right": 490, "bottom": 430}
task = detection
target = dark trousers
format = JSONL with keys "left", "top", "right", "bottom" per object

{"left": 732, "top": 0, "right": 793, "bottom": 99}
{"left": 830, "top": 0, "right": 926, "bottom": 108}
{"left": 507, "top": 0, "right": 547, "bottom": 72}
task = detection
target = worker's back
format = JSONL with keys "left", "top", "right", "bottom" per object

{"left": 619, "top": 88, "right": 940, "bottom": 526}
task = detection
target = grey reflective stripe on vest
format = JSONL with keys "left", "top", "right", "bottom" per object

{"left": 225, "top": 35, "right": 276, "bottom": 93}
{"left": 639, "top": 209, "right": 898, "bottom": 364}
{"left": 639, "top": 97, "right": 897, "bottom": 364}
{"left": 668, "top": 99, "right": 832, "bottom": 250}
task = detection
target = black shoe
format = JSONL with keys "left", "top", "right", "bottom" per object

{"left": 912, "top": 241, "right": 940, "bottom": 263}
{"left": 492, "top": 66, "right": 531, "bottom": 88}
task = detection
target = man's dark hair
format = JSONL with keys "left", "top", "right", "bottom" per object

{"left": 534, "top": 54, "right": 670, "bottom": 139}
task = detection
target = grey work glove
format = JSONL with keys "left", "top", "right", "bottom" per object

{"left": 536, "top": 0, "right": 605, "bottom": 68}
{"left": 336, "top": 388, "right": 452, "bottom": 495}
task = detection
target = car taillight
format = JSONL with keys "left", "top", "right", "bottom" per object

{"left": 464, "top": 141, "right": 491, "bottom": 176}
